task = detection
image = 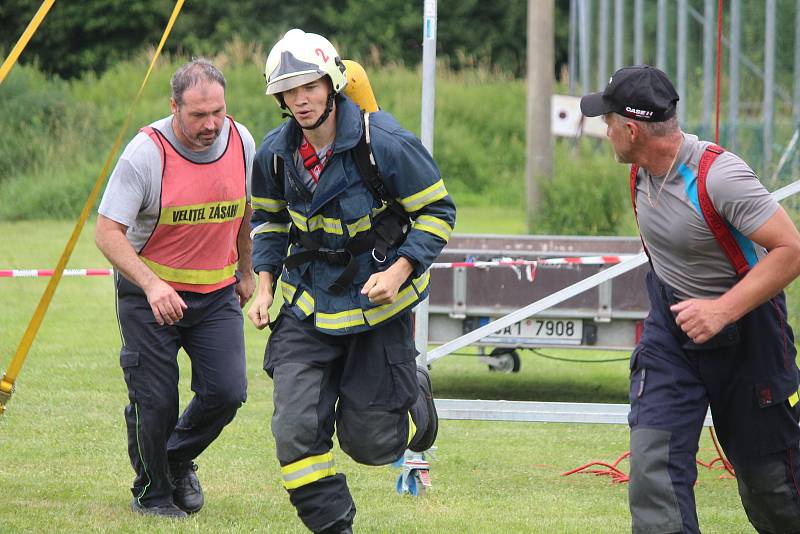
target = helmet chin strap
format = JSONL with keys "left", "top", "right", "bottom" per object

{"left": 282, "top": 92, "right": 336, "bottom": 131}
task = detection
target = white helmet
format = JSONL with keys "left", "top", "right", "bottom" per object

{"left": 265, "top": 29, "right": 347, "bottom": 99}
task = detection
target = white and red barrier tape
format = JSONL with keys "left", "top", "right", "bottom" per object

{"left": 0, "top": 269, "right": 113, "bottom": 278}
{"left": 429, "top": 255, "right": 633, "bottom": 269}
{"left": 0, "top": 256, "right": 634, "bottom": 279}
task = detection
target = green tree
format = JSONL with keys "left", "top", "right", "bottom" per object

{"left": 1, "top": 0, "right": 571, "bottom": 79}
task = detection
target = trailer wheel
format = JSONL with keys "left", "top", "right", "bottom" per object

{"left": 487, "top": 348, "right": 521, "bottom": 373}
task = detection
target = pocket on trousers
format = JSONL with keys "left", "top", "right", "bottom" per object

{"left": 119, "top": 347, "right": 140, "bottom": 401}
{"left": 628, "top": 346, "right": 645, "bottom": 426}
{"left": 682, "top": 322, "right": 740, "bottom": 351}
{"left": 752, "top": 374, "right": 800, "bottom": 455}
{"left": 263, "top": 309, "right": 288, "bottom": 376}
{"left": 382, "top": 342, "right": 417, "bottom": 412}
{"left": 119, "top": 347, "right": 140, "bottom": 369}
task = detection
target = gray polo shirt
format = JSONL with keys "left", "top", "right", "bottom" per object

{"left": 634, "top": 133, "right": 778, "bottom": 300}
{"left": 98, "top": 115, "right": 255, "bottom": 252}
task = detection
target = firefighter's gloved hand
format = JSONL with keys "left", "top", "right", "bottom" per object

{"left": 361, "top": 257, "right": 414, "bottom": 305}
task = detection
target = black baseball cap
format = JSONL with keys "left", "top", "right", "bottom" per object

{"left": 580, "top": 65, "right": 679, "bottom": 122}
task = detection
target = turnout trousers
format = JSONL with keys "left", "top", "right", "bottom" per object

{"left": 629, "top": 270, "right": 800, "bottom": 534}
{"left": 264, "top": 309, "right": 428, "bottom": 533}
{"left": 115, "top": 274, "right": 247, "bottom": 507}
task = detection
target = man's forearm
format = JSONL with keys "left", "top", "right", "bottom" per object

{"left": 256, "top": 271, "right": 275, "bottom": 297}
{"left": 95, "top": 226, "right": 160, "bottom": 290}
{"left": 237, "top": 205, "right": 254, "bottom": 275}
{"left": 718, "top": 244, "right": 800, "bottom": 322}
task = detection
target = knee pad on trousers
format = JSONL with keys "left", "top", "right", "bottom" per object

{"left": 736, "top": 451, "right": 800, "bottom": 534}
{"left": 272, "top": 363, "right": 324, "bottom": 462}
{"left": 629, "top": 428, "right": 686, "bottom": 534}
{"left": 337, "top": 408, "right": 406, "bottom": 466}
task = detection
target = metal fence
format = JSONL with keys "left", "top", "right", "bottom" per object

{"left": 567, "top": 0, "right": 800, "bottom": 191}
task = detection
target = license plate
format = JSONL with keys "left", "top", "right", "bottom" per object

{"left": 482, "top": 318, "right": 583, "bottom": 345}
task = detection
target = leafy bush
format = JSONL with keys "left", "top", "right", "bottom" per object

{"left": 1, "top": 55, "right": 776, "bottom": 239}
{"left": 536, "top": 140, "right": 638, "bottom": 236}
{"left": 0, "top": 65, "right": 97, "bottom": 182}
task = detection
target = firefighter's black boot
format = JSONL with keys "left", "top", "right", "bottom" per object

{"left": 409, "top": 366, "right": 438, "bottom": 452}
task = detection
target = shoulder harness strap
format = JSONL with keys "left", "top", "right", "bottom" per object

{"left": 353, "top": 112, "right": 408, "bottom": 220}
{"left": 629, "top": 164, "right": 651, "bottom": 259}
{"left": 695, "top": 144, "right": 750, "bottom": 277}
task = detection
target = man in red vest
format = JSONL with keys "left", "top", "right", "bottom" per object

{"left": 582, "top": 65, "right": 800, "bottom": 534}
{"left": 95, "top": 59, "right": 256, "bottom": 518}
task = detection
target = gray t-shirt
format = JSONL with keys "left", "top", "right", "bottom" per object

{"left": 98, "top": 115, "right": 255, "bottom": 251}
{"left": 635, "top": 133, "right": 778, "bottom": 300}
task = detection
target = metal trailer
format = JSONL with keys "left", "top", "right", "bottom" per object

{"left": 426, "top": 234, "right": 649, "bottom": 372}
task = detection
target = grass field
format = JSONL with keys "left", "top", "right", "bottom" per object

{"left": 0, "top": 217, "right": 755, "bottom": 533}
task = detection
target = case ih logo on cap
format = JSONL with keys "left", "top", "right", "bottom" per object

{"left": 624, "top": 106, "right": 654, "bottom": 119}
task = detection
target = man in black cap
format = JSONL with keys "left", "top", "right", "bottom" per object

{"left": 582, "top": 65, "right": 800, "bottom": 534}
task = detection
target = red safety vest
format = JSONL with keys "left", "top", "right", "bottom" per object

{"left": 139, "top": 117, "right": 246, "bottom": 293}
{"left": 629, "top": 144, "right": 750, "bottom": 277}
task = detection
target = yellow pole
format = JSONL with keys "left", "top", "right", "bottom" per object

{"left": 0, "top": 0, "right": 186, "bottom": 416}
{"left": 0, "top": 0, "right": 56, "bottom": 85}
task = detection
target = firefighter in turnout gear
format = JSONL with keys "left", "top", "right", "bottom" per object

{"left": 248, "top": 29, "right": 456, "bottom": 533}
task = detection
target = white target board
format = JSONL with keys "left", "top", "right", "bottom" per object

{"left": 551, "top": 94, "right": 607, "bottom": 138}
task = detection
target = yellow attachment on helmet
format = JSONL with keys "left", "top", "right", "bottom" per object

{"left": 342, "top": 60, "right": 378, "bottom": 113}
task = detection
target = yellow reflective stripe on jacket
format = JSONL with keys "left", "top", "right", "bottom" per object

{"left": 288, "top": 209, "right": 344, "bottom": 235}
{"left": 412, "top": 271, "right": 430, "bottom": 294}
{"left": 295, "top": 291, "right": 315, "bottom": 316}
{"left": 399, "top": 179, "right": 448, "bottom": 213}
{"left": 364, "top": 284, "right": 419, "bottom": 326}
{"left": 346, "top": 214, "right": 372, "bottom": 237}
{"left": 280, "top": 279, "right": 297, "bottom": 304}
{"left": 251, "top": 221, "right": 291, "bottom": 238}
{"left": 281, "top": 452, "right": 336, "bottom": 490}
{"left": 789, "top": 388, "right": 800, "bottom": 407}
{"left": 407, "top": 412, "right": 417, "bottom": 446}
{"left": 158, "top": 198, "right": 244, "bottom": 226}
{"left": 316, "top": 308, "right": 365, "bottom": 330}
{"left": 140, "top": 257, "right": 237, "bottom": 285}
{"left": 413, "top": 215, "right": 453, "bottom": 242}
{"left": 288, "top": 209, "right": 308, "bottom": 230}
{"left": 251, "top": 195, "right": 287, "bottom": 213}
{"left": 309, "top": 215, "right": 343, "bottom": 235}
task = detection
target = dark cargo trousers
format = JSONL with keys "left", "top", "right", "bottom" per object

{"left": 629, "top": 271, "right": 800, "bottom": 534}
{"left": 264, "top": 309, "right": 428, "bottom": 533}
{"left": 116, "top": 274, "right": 247, "bottom": 507}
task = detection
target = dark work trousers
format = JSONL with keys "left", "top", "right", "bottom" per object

{"left": 629, "top": 270, "right": 800, "bottom": 534}
{"left": 264, "top": 308, "right": 426, "bottom": 533}
{"left": 115, "top": 274, "right": 247, "bottom": 507}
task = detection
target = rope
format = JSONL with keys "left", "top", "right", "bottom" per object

{"left": 0, "top": 0, "right": 55, "bottom": 85}
{"left": 529, "top": 348, "right": 628, "bottom": 364}
{"left": 0, "top": 0, "right": 186, "bottom": 416}
{"left": 562, "top": 448, "right": 736, "bottom": 484}
{"left": 714, "top": 0, "right": 723, "bottom": 144}
{"left": 705, "top": 0, "right": 736, "bottom": 479}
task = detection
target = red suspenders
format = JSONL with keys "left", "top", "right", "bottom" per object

{"left": 630, "top": 144, "right": 750, "bottom": 277}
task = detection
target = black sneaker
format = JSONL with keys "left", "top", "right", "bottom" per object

{"left": 171, "top": 461, "right": 204, "bottom": 514}
{"left": 130, "top": 497, "right": 188, "bottom": 518}
{"left": 409, "top": 366, "right": 438, "bottom": 452}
